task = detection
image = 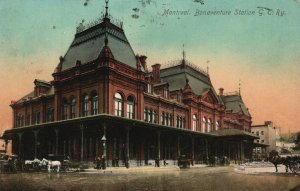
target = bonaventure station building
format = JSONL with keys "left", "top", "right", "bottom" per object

{"left": 1, "top": 2, "right": 257, "bottom": 167}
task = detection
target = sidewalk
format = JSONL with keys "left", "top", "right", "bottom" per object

{"left": 81, "top": 164, "right": 208, "bottom": 174}
{"left": 234, "top": 162, "right": 289, "bottom": 174}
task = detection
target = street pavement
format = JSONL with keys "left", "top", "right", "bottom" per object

{"left": 0, "top": 164, "right": 299, "bottom": 191}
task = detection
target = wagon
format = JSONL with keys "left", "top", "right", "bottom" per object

{"left": 289, "top": 156, "right": 300, "bottom": 174}
{"left": 0, "top": 154, "right": 17, "bottom": 173}
{"left": 47, "top": 154, "right": 70, "bottom": 171}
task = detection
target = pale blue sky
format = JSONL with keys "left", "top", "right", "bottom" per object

{"left": 1, "top": 0, "right": 300, "bottom": 69}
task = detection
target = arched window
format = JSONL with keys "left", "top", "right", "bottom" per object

{"left": 192, "top": 114, "right": 197, "bottom": 131}
{"left": 91, "top": 93, "right": 98, "bottom": 115}
{"left": 216, "top": 121, "right": 220, "bottom": 131}
{"left": 166, "top": 113, "right": 169, "bottom": 126}
{"left": 207, "top": 119, "right": 211, "bottom": 132}
{"left": 202, "top": 117, "right": 207, "bottom": 133}
{"left": 147, "top": 84, "right": 152, "bottom": 93}
{"left": 37, "top": 112, "right": 40, "bottom": 124}
{"left": 127, "top": 96, "right": 134, "bottom": 119}
{"left": 46, "top": 108, "right": 53, "bottom": 122}
{"left": 161, "top": 112, "right": 165, "bottom": 125}
{"left": 144, "top": 109, "right": 147, "bottom": 121}
{"left": 164, "top": 87, "right": 168, "bottom": 98}
{"left": 176, "top": 116, "right": 179, "bottom": 128}
{"left": 169, "top": 114, "right": 173, "bottom": 126}
{"left": 153, "top": 111, "right": 156, "bottom": 123}
{"left": 149, "top": 109, "right": 153, "bottom": 122}
{"left": 83, "top": 95, "right": 89, "bottom": 116}
{"left": 70, "top": 97, "right": 76, "bottom": 119}
{"left": 62, "top": 98, "right": 68, "bottom": 120}
{"left": 26, "top": 113, "right": 30, "bottom": 126}
{"left": 114, "top": 93, "right": 123, "bottom": 117}
{"left": 17, "top": 114, "right": 21, "bottom": 127}
{"left": 179, "top": 117, "right": 183, "bottom": 128}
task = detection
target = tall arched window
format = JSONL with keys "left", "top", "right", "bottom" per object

{"left": 36, "top": 112, "right": 40, "bottom": 124}
{"left": 70, "top": 97, "right": 76, "bottom": 119}
{"left": 161, "top": 112, "right": 165, "bottom": 125}
{"left": 153, "top": 111, "right": 156, "bottom": 123}
{"left": 176, "top": 116, "right": 179, "bottom": 128}
{"left": 127, "top": 96, "right": 134, "bottom": 119}
{"left": 62, "top": 98, "right": 68, "bottom": 120}
{"left": 114, "top": 93, "right": 123, "bottom": 116}
{"left": 91, "top": 93, "right": 98, "bottom": 115}
{"left": 179, "top": 117, "right": 183, "bottom": 128}
{"left": 207, "top": 118, "right": 211, "bottom": 132}
{"left": 144, "top": 109, "right": 147, "bottom": 121}
{"left": 216, "top": 121, "right": 220, "bottom": 131}
{"left": 46, "top": 108, "right": 53, "bottom": 122}
{"left": 192, "top": 114, "right": 197, "bottom": 131}
{"left": 26, "top": 113, "right": 30, "bottom": 126}
{"left": 149, "top": 109, "right": 153, "bottom": 122}
{"left": 202, "top": 117, "right": 207, "bottom": 133}
{"left": 83, "top": 95, "right": 89, "bottom": 116}
{"left": 166, "top": 113, "right": 169, "bottom": 126}
{"left": 17, "top": 114, "right": 21, "bottom": 127}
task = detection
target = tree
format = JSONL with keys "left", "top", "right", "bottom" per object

{"left": 294, "top": 132, "right": 300, "bottom": 150}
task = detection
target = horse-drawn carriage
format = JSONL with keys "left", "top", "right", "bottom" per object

{"left": 46, "top": 154, "right": 83, "bottom": 172}
{"left": 269, "top": 153, "right": 300, "bottom": 174}
{"left": 178, "top": 155, "right": 191, "bottom": 168}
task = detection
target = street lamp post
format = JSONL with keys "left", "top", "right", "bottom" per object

{"left": 101, "top": 134, "right": 107, "bottom": 169}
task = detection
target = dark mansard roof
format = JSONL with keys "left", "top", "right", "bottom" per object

{"left": 13, "top": 80, "right": 54, "bottom": 105}
{"left": 159, "top": 60, "right": 223, "bottom": 104}
{"left": 221, "top": 93, "right": 251, "bottom": 117}
{"left": 56, "top": 18, "right": 136, "bottom": 72}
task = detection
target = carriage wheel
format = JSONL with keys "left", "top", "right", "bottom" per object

{"left": 293, "top": 163, "right": 300, "bottom": 174}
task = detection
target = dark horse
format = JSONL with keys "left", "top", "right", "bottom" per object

{"left": 268, "top": 155, "right": 291, "bottom": 173}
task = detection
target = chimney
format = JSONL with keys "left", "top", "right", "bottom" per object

{"left": 151, "top": 63, "right": 161, "bottom": 83}
{"left": 264, "top": 121, "right": 273, "bottom": 127}
{"left": 139, "top": 55, "right": 147, "bottom": 70}
{"left": 219, "top": 88, "right": 224, "bottom": 96}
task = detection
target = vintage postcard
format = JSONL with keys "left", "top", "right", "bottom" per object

{"left": 0, "top": 0, "right": 299, "bottom": 191}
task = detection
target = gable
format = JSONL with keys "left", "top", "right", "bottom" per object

{"left": 202, "top": 89, "right": 219, "bottom": 104}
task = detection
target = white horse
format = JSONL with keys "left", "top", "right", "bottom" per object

{"left": 41, "top": 158, "right": 61, "bottom": 172}
{"left": 24, "top": 158, "right": 41, "bottom": 170}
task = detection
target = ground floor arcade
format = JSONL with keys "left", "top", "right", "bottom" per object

{"left": 2, "top": 114, "right": 257, "bottom": 167}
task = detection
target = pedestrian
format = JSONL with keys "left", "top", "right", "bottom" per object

{"left": 163, "top": 158, "right": 167, "bottom": 166}
{"left": 96, "top": 157, "right": 101, "bottom": 169}
{"left": 155, "top": 157, "right": 160, "bottom": 167}
{"left": 115, "top": 157, "right": 119, "bottom": 167}
{"left": 101, "top": 155, "right": 106, "bottom": 170}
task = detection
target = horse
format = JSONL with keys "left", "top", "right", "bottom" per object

{"left": 268, "top": 155, "right": 291, "bottom": 173}
{"left": 24, "top": 158, "right": 41, "bottom": 171}
{"left": 40, "top": 158, "right": 61, "bottom": 172}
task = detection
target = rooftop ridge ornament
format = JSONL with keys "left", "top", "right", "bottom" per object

{"left": 161, "top": 59, "right": 209, "bottom": 76}
{"left": 75, "top": 16, "right": 123, "bottom": 34}
{"left": 105, "top": 0, "right": 109, "bottom": 18}
{"left": 223, "top": 91, "right": 240, "bottom": 96}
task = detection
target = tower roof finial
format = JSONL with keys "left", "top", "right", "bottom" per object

{"left": 105, "top": 0, "right": 109, "bottom": 18}
{"left": 182, "top": 44, "right": 186, "bottom": 60}
{"left": 239, "top": 79, "right": 241, "bottom": 95}
{"left": 206, "top": 60, "right": 210, "bottom": 75}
